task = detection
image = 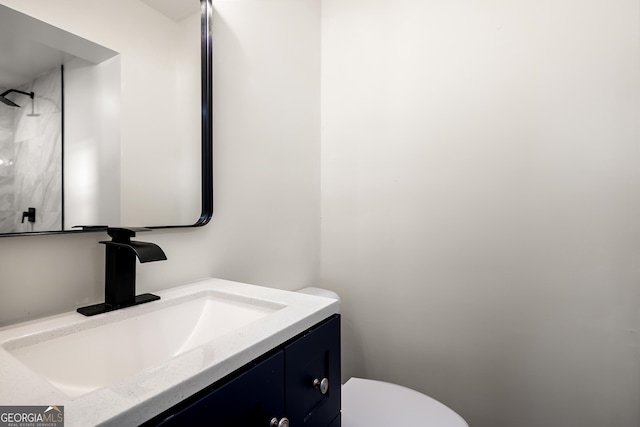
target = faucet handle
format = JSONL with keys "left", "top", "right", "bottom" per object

{"left": 107, "top": 227, "right": 152, "bottom": 243}
{"left": 72, "top": 225, "right": 109, "bottom": 231}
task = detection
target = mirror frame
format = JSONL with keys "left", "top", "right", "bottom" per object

{"left": 0, "top": 0, "right": 213, "bottom": 238}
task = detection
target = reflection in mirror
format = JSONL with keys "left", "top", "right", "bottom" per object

{"left": 0, "top": 65, "right": 63, "bottom": 233}
{"left": 0, "top": 0, "right": 211, "bottom": 236}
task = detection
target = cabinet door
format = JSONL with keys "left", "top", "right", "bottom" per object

{"left": 285, "top": 315, "right": 341, "bottom": 426}
{"left": 155, "top": 350, "right": 285, "bottom": 427}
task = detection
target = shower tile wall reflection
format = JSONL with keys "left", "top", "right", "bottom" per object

{"left": 0, "top": 67, "right": 62, "bottom": 233}
{"left": 0, "top": 109, "right": 16, "bottom": 231}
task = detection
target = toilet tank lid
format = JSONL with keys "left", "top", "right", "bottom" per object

{"left": 296, "top": 287, "right": 341, "bottom": 302}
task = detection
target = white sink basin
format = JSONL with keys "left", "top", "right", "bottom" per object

{"left": 4, "top": 290, "right": 282, "bottom": 397}
{"left": 0, "top": 278, "right": 339, "bottom": 427}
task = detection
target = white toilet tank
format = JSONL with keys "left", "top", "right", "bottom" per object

{"left": 297, "top": 287, "right": 342, "bottom": 301}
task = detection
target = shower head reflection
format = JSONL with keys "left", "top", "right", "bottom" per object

{"left": 0, "top": 89, "right": 34, "bottom": 108}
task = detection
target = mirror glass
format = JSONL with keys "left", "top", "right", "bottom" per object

{"left": 0, "top": 0, "right": 211, "bottom": 235}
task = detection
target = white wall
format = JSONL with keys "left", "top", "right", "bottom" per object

{"left": 175, "top": 11, "right": 203, "bottom": 224}
{"left": 0, "top": 0, "right": 320, "bottom": 330}
{"left": 321, "top": 1, "right": 640, "bottom": 427}
{"left": 64, "top": 56, "right": 121, "bottom": 228}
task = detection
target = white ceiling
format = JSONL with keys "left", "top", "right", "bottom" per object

{"left": 0, "top": 0, "right": 198, "bottom": 88}
{"left": 0, "top": 37, "right": 74, "bottom": 88}
{"left": 0, "top": 3, "right": 118, "bottom": 89}
{"left": 139, "top": 0, "right": 201, "bottom": 22}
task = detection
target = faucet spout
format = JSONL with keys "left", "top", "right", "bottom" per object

{"left": 102, "top": 226, "right": 167, "bottom": 262}
{"left": 102, "top": 241, "right": 167, "bottom": 263}
{"left": 77, "top": 227, "right": 167, "bottom": 316}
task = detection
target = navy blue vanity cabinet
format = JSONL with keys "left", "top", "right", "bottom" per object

{"left": 155, "top": 350, "right": 285, "bottom": 426}
{"left": 146, "top": 314, "right": 340, "bottom": 427}
{"left": 285, "top": 315, "right": 341, "bottom": 426}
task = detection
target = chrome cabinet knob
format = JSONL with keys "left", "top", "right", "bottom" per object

{"left": 313, "top": 377, "right": 329, "bottom": 395}
{"left": 270, "top": 417, "right": 289, "bottom": 427}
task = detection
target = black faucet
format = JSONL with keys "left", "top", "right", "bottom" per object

{"left": 77, "top": 227, "right": 167, "bottom": 316}
{"left": 21, "top": 207, "right": 36, "bottom": 223}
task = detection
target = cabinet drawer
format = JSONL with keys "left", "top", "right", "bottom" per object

{"left": 156, "top": 350, "right": 285, "bottom": 426}
{"left": 285, "top": 315, "right": 341, "bottom": 426}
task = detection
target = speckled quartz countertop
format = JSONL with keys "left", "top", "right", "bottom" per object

{"left": 0, "top": 278, "right": 340, "bottom": 426}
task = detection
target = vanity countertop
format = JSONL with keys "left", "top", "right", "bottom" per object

{"left": 0, "top": 278, "right": 340, "bottom": 426}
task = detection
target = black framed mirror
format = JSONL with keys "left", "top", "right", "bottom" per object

{"left": 0, "top": 0, "right": 213, "bottom": 236}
